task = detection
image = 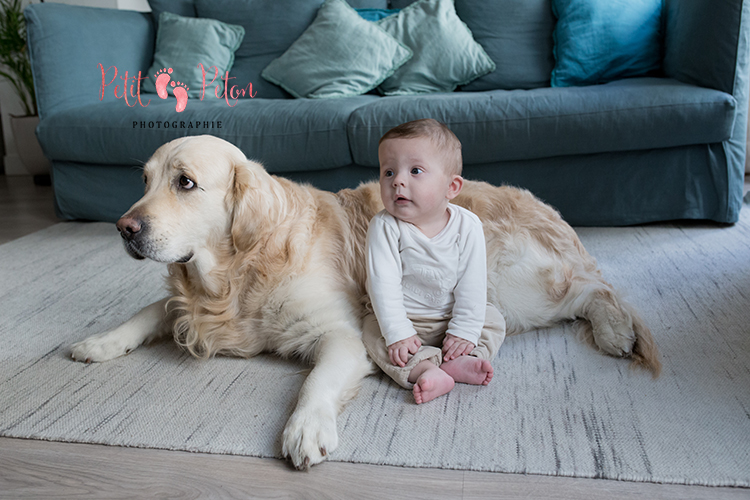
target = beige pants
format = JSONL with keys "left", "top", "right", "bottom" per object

{"left": 362, "top": 303, "right": 506, "bottom": 389}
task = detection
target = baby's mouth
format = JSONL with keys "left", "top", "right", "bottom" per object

{"left": 395, "top": 195, "right": 410, "bottom": 204}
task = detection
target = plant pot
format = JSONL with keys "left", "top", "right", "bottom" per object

{"left": 10, "top": 114, "right": 50, "bottom": 177}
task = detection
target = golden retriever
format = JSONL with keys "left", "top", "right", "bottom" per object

{"left": 70, "top": 135, "right": 660, "bottom": 469}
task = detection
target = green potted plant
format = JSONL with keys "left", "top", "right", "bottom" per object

{"left": 0, "top": 0, "right": 49, "bottom": 181}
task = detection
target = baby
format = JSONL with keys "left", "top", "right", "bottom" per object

{"left": 363, "top": 119, "right": 506, "bottom": 404}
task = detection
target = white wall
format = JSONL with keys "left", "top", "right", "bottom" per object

{"left": 0, "top": 0, "right": 149, "bottom": 175}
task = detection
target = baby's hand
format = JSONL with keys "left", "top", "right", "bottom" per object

{"left": 442, "top": 334, "right": 475, "bottom": 361}
{"left": 388, "top": 335, "right": 422, "bottom": 367}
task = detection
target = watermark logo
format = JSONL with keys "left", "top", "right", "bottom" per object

{"left": 98, "top": 63, "right": 256, "bottom": 113}
{"left": 152, "top": 67, "right": 189, "bottom": 112}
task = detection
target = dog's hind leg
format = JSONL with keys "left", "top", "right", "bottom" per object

{"left": 70, "top": 297, "right": 171, "bottom": 363}
{"left": 571, "top": 283, "right": 662, "bottom": 377}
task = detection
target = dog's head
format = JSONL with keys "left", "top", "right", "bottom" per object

{"left": 117, "top": 135, "right": 274, "bottom": 264}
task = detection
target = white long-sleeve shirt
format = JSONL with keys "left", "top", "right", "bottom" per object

{"left": 366, "top": 204, "right": 487, "bottom": 346}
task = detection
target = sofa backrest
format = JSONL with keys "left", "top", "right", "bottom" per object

{"left": 456, "top": 0, "right": 555, "bottom": 90}
{"left": 26, "top": 3, "right": 155, "bottom": 120}
{"left": 663, "top": 0, "right": 750, "bottom": 220}
{"left": 387, "top": 0, "right": 554, "bottom": 90}
{"left": 152, "top": 0, "right": 390, "bottom": 99}
{"left": 152, "top": 0, "right": 555, "bottom": 98}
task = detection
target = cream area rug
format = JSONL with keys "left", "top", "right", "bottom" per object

{"left": 1, "top": 202, "right": 749, "bottom": 488}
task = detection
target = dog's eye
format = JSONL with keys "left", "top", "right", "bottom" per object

{"left": 178, "top": 175, "right": 195, "bottom": 190}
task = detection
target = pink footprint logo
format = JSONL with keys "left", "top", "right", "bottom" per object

{"left": 153, "top": 67, "right": 173, "bottom": 99}
{"left": 151, "top": 67, "right": 189, "bottom": 113}
{"left": 170, "top": 81, "right": 189, "bottom": 113}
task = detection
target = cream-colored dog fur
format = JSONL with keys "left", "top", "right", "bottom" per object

{"left": 70, "top": 135, "right": 660, "bottom": 469}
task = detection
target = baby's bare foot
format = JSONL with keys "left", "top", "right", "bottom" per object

{"left": 440, "top": 356, "right": 493, "bottom": 385}
{"left": 413, "top": 366, "right": 454, "bottom": 404}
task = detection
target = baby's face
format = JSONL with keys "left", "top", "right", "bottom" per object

{"left": 378, "top": 137, "right": 457, "bottom": 229}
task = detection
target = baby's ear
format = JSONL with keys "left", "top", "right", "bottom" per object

{"left": 447, "top": 175, "right": 463, "bottom": 200}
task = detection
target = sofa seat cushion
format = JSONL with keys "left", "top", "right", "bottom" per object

{"left": 37, "top": 95, "right": 379, "bottom": 172}
{"left": 347, "top": 78, "right": 737, "bottom": 166}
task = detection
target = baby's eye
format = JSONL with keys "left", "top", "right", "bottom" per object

{"left": 411, "top": 167, "right": 423, "bottom": 175}
{"left": 383, "top": 170, "right": 394, "bottom": 177}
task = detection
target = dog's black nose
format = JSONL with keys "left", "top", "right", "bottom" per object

{"left": 116, "top": 216, "right": 142, "bottom": 240}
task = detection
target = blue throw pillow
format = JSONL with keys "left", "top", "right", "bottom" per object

{"left": 356, "top": 8, "right": 399, "bottom": 21}
{"left": 551, "top": 0, "right": 663, "bottom": 87}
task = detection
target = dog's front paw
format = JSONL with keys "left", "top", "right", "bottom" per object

{"left": 281, "top": 405, "right": 339, "bottom": 470}
{"left": 70, "top": 332, "right": 133, "bottom": 363}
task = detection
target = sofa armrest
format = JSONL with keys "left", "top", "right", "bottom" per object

{"left": 664, "top": 0, "right": 750, "bottom": 221}
{"left": 663, "top": 0, "right": 749, "bottom": 96}
{"left": 25, "top": 3, "right": 155, "bottom": 120}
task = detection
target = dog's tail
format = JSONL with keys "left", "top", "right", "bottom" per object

{"left": 624, "top": 301, "right": 662, "bottom": 377}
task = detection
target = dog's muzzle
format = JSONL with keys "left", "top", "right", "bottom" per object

{"left": 116, "top": 215, "right": 147, "bottom": 260}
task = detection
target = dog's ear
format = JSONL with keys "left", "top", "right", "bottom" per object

{"left": 230, "top": 159, "right": 283, "bottom": 252}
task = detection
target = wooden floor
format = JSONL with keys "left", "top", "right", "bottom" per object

{"left": 1, "top": 174, "right": 749, "bottom": 500}
{"left": 0, "top": 175, "right": 58, "bottom": 245}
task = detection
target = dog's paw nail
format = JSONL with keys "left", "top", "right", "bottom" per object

{"left": 125, "top": 348, "right": 132, "bottom": 355}
{"left": 85, "top": 358, "right": 92, "bottom": 364}
{"left": 320, "top": 447, "right": 327, "bottom": 456}
{"left": 295, "top": 457, "right": 311, "bottom": 471}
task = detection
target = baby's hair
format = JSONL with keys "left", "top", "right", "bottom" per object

{"left": 379, "top": 119, "right": 463, "bottom": 176}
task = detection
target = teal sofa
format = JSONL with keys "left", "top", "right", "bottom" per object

{"left": 25, "top": 0, "right": 749, "bottom": 225}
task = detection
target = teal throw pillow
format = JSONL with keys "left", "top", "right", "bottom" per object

{"left": 375, "top": 0, "right": 496, "bottom": 96}
{"left": 551, "top": 0, "right": 663, "bottom": 87}
{"left": 142, "top": 12, "right": 245, "bottom": 99}
{"left": 261, "top": 0, "right": 413, "bottom": 99}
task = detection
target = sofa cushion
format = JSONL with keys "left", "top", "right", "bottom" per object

{"left": 456, "top": 0, "right": 555, "bottom": 91}
{"left": 375, "top": 0, "right": 495, "bottom": 95}
{"left": 348, "top": 0, "right": 389, "bottom": 7}
{"left": 148, "top": 0, "right": 196, "bottom": 24}
{"left": 551, "top": 0, "right": 663, "bottom": 87}
{"left": 347, "top": 78, "right": 736, "bottom": 166}
{"left": 37, "top": 95, "right": 379, "bottom": 172}
{"left": 142, "top": 12, "right": 245, "bottom": 98}
{"left": 261, "top": 0, "right": 411, "bottom": 99}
